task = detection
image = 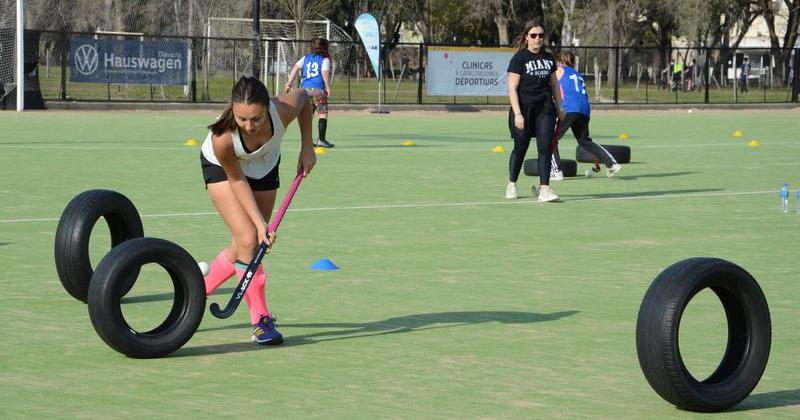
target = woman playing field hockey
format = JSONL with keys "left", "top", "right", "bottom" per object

{"left": 506, "top": 20, "right": 564, "bottom": 202}
{"left": 200, "top": 75, "right": 316, "bottom": 345}
{"left": 552, "top": 50, "right": 621, "bottom": 178}
{"left": 284, "top": 37, "right": 334, "bottom": 148}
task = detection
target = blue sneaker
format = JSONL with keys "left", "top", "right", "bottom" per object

{"left": 252, "top": 315, "right": 283, "bottom": 345}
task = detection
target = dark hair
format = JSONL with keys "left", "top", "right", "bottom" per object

{"left": 557, "top": 50, "right": 576, "bottom": 67}
{"left": 310, "top": 37, "right": 330, "bottom": 58}
{"left": 515, "top": 20, "right": 546, "bottom": 52}
{"left": 208, "top": 76, "right": 270, "bottom": 136}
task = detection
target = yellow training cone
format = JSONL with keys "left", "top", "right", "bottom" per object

{"left": 618, "top": 133, "right": 630, "bottom": 140}
{"left": 748, "top": 140, "right": 760, "bottom": 148}
{"left": 315, "top": 146, "right": 328, "bottom": 155}
{"left": 733, "top": 130, "right": 744, "bottom": 137}
{"left": 184, "top": 138, "right": 198, "bottom": 147}
{"left": 402, "top": 140, "right": 416, "bottom": 146}
{"left": 492, "top": 145, "right": 506, "bottom": 153}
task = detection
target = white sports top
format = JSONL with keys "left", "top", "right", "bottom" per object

{"left": 201, "top": 100, "right": 286, "bottom": 179}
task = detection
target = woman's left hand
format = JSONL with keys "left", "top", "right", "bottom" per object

{"left": 298, "top": 146, "right": 317, "bottom": 176}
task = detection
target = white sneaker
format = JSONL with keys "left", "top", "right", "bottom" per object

{"left": 505, "top": 182, "right": 517, "bottom": 199}
{"left": 537, "top": 186, "right": 560, "bottom": 202}
{"left": 607, "top": 163, "right": 622, "bottom": 178}
{"left": 198, "top": 261, "right": 210, "bottom": 276}
{"left": 550, "top": 170, "right": 564, "bottom": 181}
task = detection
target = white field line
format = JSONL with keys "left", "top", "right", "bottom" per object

{"left": 0, "top": 189, "right": 776, "bottom": 224}
{"left": 0, "top": 141, "right": 797, "bottom": 152}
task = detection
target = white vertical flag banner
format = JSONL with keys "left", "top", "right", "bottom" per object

{"left": 354, "top": 13, "right": 381, "bottom": 80}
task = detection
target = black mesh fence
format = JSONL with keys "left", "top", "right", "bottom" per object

{"left": 19, "top": 30, "right": 800, "bottom": 105}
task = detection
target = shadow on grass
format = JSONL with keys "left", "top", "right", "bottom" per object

{"left": 614, "top": 171, "right": 701, "bottom": 180}
{"left": 346, "top": 133, "right": 499, "bottom": 144}
{"left": 344, "top": 144, "right": 436, "bottom": 148}
{"left": 730, "top": 388, "right": 800, "bottom": 411}
{"left": 121, "top": 287, "right": 235, "bottom": 304}
{"left": 0, "top": 242, "right": 11, "bottom": 247}
{"left": 175, "top": 310, "right": 579, "bottom": 357}
{"left": 571, "top": 161, "right": 646, "bottom": 166}
{"left": 566, "top": 188, "right": 721, "bottom": 201}
{"left": 444, "top": 104, "right": 482, "bottom": 112}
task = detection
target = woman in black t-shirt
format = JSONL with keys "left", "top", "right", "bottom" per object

{"left": 506, "top": 20, "right": 564, "bottom": 202}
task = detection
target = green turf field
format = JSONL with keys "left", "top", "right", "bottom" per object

{"left": 1, "top": 108, "right": 799, "bottom": 418}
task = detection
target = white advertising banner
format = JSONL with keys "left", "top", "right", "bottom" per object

{"left": 426, "top": 46, "right": 515, "bottom": 96}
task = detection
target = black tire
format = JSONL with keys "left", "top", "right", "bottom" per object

{"left": 88, "top": 237, "right": 206, "bottom": 358}
{"left": 54, "top": 190, "right": 144, "bottom": 302}
{"left": 523, "top": 159, "right": 577, "bottom": 177}
{"left": 636, "top": 258, "right": 771, "bottom": 412}
{"left": 575, "top": 144, "right": 631, "bottom": 164}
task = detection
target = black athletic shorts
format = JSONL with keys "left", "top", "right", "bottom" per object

{"left": 201, "top": 153, "right": 280, "bottom": 191}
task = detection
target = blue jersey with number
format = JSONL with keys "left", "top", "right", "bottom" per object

{"left": 559, "top": 65, "right": 590, "bottom": 116}
{"left": 300, "top": 53, "right": 326, "bottom": 90}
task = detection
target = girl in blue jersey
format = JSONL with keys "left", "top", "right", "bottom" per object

{"left": 285, "top": 38, "right": 334, "bottom": 148}
{"left": 552, "top": 50, "right": 621, "bottom": 178}
{"left": 506, "top": 20, "right": 565, "bottom": 202}
{"left": 200, "top": 76, "right": 316, "bottom": 345}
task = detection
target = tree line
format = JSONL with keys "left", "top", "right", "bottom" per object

{"left": 5, "top": 0, "right": 798, "bottom": 84}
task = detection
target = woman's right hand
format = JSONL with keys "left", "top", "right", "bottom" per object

{"left": 256, "top": 223, "right": 278, "bottom": 254}
{"left": 283, "top": 82, "right": 292, "bottom": 94}
{"left": 257, "top": 222, "right": 270, "bottom": 247}
{"left": 514, "top": 114, "right": 525, "bottom": 130}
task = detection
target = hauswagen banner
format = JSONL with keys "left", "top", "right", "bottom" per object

{"left": 70, "top": 37, "right": 188, "bottom": 85}
{"left": 426, "top": 46, "right": 515, "bottom": 96}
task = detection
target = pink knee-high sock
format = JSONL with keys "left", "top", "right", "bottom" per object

{"left": 235, "top": 264, "right": 270, "bottom": 325}
{"left": 204, "top": 249, "right": 236, "bottom": 295}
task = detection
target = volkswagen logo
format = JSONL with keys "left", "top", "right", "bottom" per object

{"left": 74, "top": 44, "right": 99, "bottom": 75}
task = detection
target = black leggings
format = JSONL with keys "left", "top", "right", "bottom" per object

{"left": 508, "top": 105, "right": 557, "bottom": 185}
{"left": 553, "top": 113, "right": 618, "bottom": 169}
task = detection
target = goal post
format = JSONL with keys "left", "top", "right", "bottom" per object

{"left": 15, "top": 0, "right": 22, "bottom": 110}
{"left": 205, "top": 17, "right": 351, "bottom": 93}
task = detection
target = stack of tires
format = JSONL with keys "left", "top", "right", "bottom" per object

{"left": 55, "top": 190, "right": 205, "bottom": 358}
{"left": 522, "top": 145, "right": 630, "bottom": 178}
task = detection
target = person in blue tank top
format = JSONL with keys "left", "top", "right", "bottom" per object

{"left": 550, "top": 50, "right": 621, "bottom": 179}
{"left": 285, "top": 38, "right": 334, "bottom": 148}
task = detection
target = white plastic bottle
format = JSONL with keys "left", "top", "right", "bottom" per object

{"left": 780, "top": 183, "right": 789, "bottom": 213}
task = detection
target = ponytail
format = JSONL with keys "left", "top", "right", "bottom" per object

{"left": 310, "top": 37, "right": 330, "bottom": 58}
{"left": 208, "top": 75, "right": 270, "bottom": 135}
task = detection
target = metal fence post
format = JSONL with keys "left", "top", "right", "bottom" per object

{"left": 191, "top": 37, "right": 197, "bottom": 103}
{"left": 417, "top": 43, "right": 423, "bottom": 104}
{"left": 252, "top": 0, "right": 260, "bottom": 78}
{"left": 347, "top": 50, "right": 352, "bottom": 103}
{"left": 60, "top": 37, "right": 67, "bottom": 100}
{"left": 793, "top": 48, "right": 799, "bottom": 103}
{"left": 704, "top": 47, "right": 710, "bottom": 104}
{"left": 613, "top": 46, "right": 619, "bottom": 104}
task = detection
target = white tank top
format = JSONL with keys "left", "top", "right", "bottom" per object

{"left": 201, "top": 100, "right": 286, "bottom": 179}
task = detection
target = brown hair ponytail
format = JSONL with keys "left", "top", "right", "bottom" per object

{"left": 557, "top": 50, "right": 576, "bottom": 68}
{"left": 208, "top": 75, "right": 270, "bottom": 136}
{"left": 310, "top": 37, "right": 330, "bottom": 58}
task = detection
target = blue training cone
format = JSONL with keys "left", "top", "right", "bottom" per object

{"left": 311, "top": 258, "right": 338, "bottom": 271}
